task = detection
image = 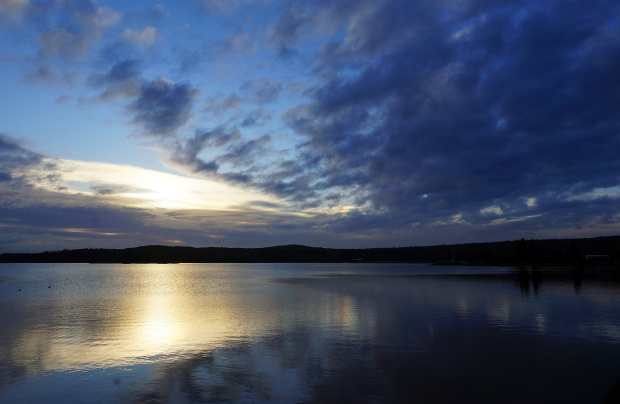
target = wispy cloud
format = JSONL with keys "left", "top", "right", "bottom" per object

{"left": 120, "top": 26, "right": 158, "bottom": 46}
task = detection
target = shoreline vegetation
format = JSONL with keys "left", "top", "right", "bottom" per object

{"left": 0, "top": 235, "right": 619, "bottom": 267}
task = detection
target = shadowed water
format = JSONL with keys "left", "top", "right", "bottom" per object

{"left": 1, "top": 263, "right": 619, "bottom": 403}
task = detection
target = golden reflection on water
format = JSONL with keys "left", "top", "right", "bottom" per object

{"left": 141, "top": 295, "right": 175, "bottom": 342}
{"left": 6, "top": 264, "right": 273, "bottom": 371}
{"left": 3, "top": 263, "right": 377, "bottom": 374}
{"left": 2, "top": 264, "right": 620, "bottom": 403}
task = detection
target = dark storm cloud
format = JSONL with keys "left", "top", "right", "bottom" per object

{"left": 129, "top": 77, "right": 197, "bottom": 136}
{"left": 275, "top": 0, "right": 620, "bottom": 231}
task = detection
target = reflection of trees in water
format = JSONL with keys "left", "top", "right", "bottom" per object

{"left": 4, "top": 269, "right": 620, "bottom": 403}
{"left": 515, "top": 268, "right": 543, "bottom": 295}
{"left": 0, "top": 300, "right": 66, "bottom": 389}
{"left": 512, "top": 267, "right": 620, "bottom": 295}
{"left": 112, "top": 275, "right": 620, "bottom": 404}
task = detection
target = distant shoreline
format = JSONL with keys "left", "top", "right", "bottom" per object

{"left": 1, "top": 235, "right": 619, "bottom": 266}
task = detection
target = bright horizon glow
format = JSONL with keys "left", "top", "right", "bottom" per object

{"left": 0, "top": 0, "right": 619, "bottom": 251}
{"left": 34, "top": 158, "right": 280, "bottom": 211}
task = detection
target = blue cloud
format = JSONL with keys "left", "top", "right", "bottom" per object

{"left": 129, "top": 77, "right": 197, "bottom": 136}
{"left": 268, "top": 0, "right": 620, "bottom": 229}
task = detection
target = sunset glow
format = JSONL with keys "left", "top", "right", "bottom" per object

{"left": 0, "top": 0, "right": 618, "bottom": 251}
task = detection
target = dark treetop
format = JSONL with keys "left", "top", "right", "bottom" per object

{"left": 1, "top": 236, "right": 619, "bottom": 265}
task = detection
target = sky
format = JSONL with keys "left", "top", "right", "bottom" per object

{"left": 0, "top": 0, "right": 619, "bottom": 252}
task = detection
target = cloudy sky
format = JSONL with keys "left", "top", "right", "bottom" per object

{"left": 0, "top": 0, "right": 619, "bottom": 252}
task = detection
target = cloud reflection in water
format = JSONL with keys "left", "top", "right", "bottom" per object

{"left": 1, "top": 263, "right": 620, "bottom": 403}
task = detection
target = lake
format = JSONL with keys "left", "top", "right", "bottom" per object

{"left": 1, "top": 263, "right": 620, "bottom": 403}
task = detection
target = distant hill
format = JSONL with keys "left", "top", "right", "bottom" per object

{"left": 1, "top": 235, "right": 620, "bottom": 265}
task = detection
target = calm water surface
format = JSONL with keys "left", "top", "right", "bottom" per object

{"left": 1, "top": 263, "right": 620, "bottom": 403}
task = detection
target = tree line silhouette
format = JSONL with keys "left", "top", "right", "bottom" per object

{"left": 1, "top": 235, "right": 619, "bottom": 265}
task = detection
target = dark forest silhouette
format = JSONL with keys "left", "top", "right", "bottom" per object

{"left": 1, "top": 235, "right": 619, "bottom": 265}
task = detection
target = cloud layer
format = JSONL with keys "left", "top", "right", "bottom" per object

{"left": 166, "top": 0, "right": 620, "bottom": 235}
{"left": 1, "top": 0, "right": 619, "bottom": 251}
